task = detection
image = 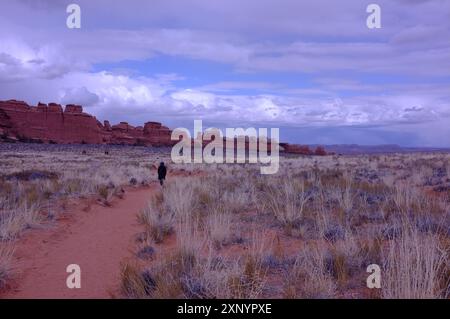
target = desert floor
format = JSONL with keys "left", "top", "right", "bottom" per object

{"left": 0, "top": 144, "right": 449, "bottom": 299}
{"left": 2, "top": 185, "right": 157, "bottom": 298}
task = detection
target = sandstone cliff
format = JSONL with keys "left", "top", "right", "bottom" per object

{"left": 0, "top": 100, "right": 173, "bottom": 146}
{"left": 0, "top": 99, "right": 325, "bottom": 155}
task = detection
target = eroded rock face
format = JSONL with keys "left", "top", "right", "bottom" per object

{"left": 65, "top": 104, "right": 83, "bottom": 114}
{"left": 0, "top": 100, "right": 326, "bottom": 154}
{"left": 0, "top": 108, "right": 12, "bottom": 137}
{"left": 279, "top": 143, "right": 328, "bottom": 155}
{"left": 0, "top": 100, "right": 174, "bottom": 146}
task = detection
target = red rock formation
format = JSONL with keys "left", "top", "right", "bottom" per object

{"left": 0, "top": 101, "right": 105, "bottom": 144}
{"left": 143, "top": 122, "right": 172, "bottom": 146}
{"left": 314, "top": 146, "right": 327, "bottom": 156}
{"left": 65, "top": 104, "right": 83, "bottom": 114}
{"left": 0, "top": 100, "right": 174, "bottom": 146}
{"left": 0, "top": 100, "right": 326, "bottom": 155}
{"left": 280, "top": 143, "right": 314, "bottom": 155}
{"left": 0, "top": 107, "right": 13, "bottom": 138}
{"left": 103, "top": 120, "right": 112, "bottom": 131}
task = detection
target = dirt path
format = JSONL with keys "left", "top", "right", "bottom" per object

{"left": 1, "top": 185, "right": 157, "bottom": 299}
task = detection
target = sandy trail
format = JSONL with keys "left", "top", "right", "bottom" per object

{"left": 1, "top": 185, "right": 156, "bottom": 299}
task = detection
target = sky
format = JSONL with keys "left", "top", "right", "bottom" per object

{"left": 0, "top": 0, "right": 449, "bottom": 146}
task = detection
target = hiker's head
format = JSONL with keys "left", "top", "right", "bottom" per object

{"left": 160, "top": 162, "right": 165, "bottom": 166}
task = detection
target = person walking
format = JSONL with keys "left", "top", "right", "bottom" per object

{"left": 157, "top": 162, "right": 167, "bottom": 186}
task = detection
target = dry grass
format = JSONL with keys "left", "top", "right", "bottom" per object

{"left": 163, "top": 179, "right": 196, "bottom": 219}
{"left": 120, "top": 261, "right": 154, "bottom": 298}
{"left": 284, "top": 244, "right": 336, "bottom": 299}
{"left": 260, "top": 178, "right": 311, "bottom": 229}
{"left": 0, "top": 144, "right": 178, "bottom": 240}
{"left": 0, "top": 144, "right": 179, "bottom": 291}
{"left": 205, "top": 209, "right": 233, "bottom": 248}
{"left": 0, "top": 243, "right": 14, "bottom": 289}
{"left": 2, "top": 144, "right": 450, "bottom": 299}
{"left": 382, "top": 225, "right": 448, "bottom": 299}
{"left": 134, "top": 151, "right": 450, "bottom": 299}
{"left": 0, "top": 204, "right": 41, "bottom": 240}
{"left": 139, "top": 200, "right": 175, "bottom": 244}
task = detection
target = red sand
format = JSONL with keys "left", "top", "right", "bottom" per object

{"left": 1, "top": 185, "right": 157, "bottom": 299}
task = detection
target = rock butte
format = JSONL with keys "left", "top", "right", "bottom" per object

{"left": 0, "top": 100, "right": 324, "bottom": 155}
{"left": 0, "top": 100, "right": 172, "bottom": 146}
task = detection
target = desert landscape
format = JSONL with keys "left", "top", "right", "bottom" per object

{"left": 1, "top": 0, "right": 450, "bottom": 302}
{"left": 0, "top": 142, "right": 449, "bottom": 299}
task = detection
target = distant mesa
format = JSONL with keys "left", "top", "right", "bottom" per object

{"left": 0, "top": 99, "right": 326, "bottom": 155}
{"left": 279, "top": 143, "right": 327, "bottom": 156}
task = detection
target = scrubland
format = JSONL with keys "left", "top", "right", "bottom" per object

{"left": 1, "top": 143, "right": 449, "bottom": 298}
{"left": 0, "top": 144, "right": 175, "bottom": 242}
{"left": 128, "top": 153, "right": 450, "bottom": 299}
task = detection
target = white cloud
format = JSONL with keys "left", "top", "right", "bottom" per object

{"left": 61, "top": 87, "right": 99, "bottom": 106}
{"left": 0, "top": 36, "right": 448, "bottom": 131}
{"left": 0, "top": 0, "right": 449, "bottom": 146}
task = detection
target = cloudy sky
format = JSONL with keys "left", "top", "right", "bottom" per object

{"left": 0, "top": 0, "right": 449, "bottom": 146}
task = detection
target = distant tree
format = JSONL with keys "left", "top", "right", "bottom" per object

{"left": 314, "top": 146, "right": 327, "bottom": 156}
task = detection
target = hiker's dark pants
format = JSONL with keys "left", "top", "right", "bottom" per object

{"left": 159, "top": 178, "right": 165, "bottom": 186}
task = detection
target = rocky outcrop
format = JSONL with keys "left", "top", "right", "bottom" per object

{"left": 0, "top": 100, "right": 174, "bottom": 146}
{"left": 280, "top": 143, "right": 312, "bottom": 155}
{"left": 279, "top": 143, "right": 327, "bottom": 156}
{"left": 0, "top": 107, "right": 13, "bottom": 139}
{"left": 0, "top": 100, "right": 326, "bottom": 154}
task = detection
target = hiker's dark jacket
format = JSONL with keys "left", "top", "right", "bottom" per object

{"left": 158, "top": 165, "right": 167, "bottom": 180}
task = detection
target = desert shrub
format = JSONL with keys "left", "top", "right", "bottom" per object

{"left": 221, "top": 190, "right": 252, "bottom": 214}
{"left": 382, "top": 225, "right": 448, "bottom": 299}
{"left": 326, "top": 233, "right": 365, "bottom": 288}
{"left": 142, "top": 248, "right": 266, "bottom": 299}
{"left": 134, "top": 250, "right": 194, "bottom": 299}
{"left": 163, "top": 179, "right": 196, "bottom": 220}
{"left": 330, "top": 172, "right": 355, "bottom": 226}
{"left": 4, "top": 170, "right": 58, "bottom": 182}
{"left": 139, "top": 201, "right": 175, "bottom": 243}
{"left": 260, "top": 178, "right": 311, "bottom": 229}
{"left": 96, "top": 184, "right": 116, "bottom": 206}
{"left": 133, "top": 225, "right": 268, "bottom": 299}
{"left": 205, "top": 208, "right": 233, "bottom": 249}
{"left": 284, "top": 244, "right": 336, "bottom": 299}
{"left": 175, "top": 218, "right": 204, "bottom": 260}
{"left": 136, "top": 246, "right": 155, "bottom": 260}
{"left": 0, "top": 205, "right": 40, "bottom": 240}
{"left": 120, "top": 262, "right": 155, "bottom": 298}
